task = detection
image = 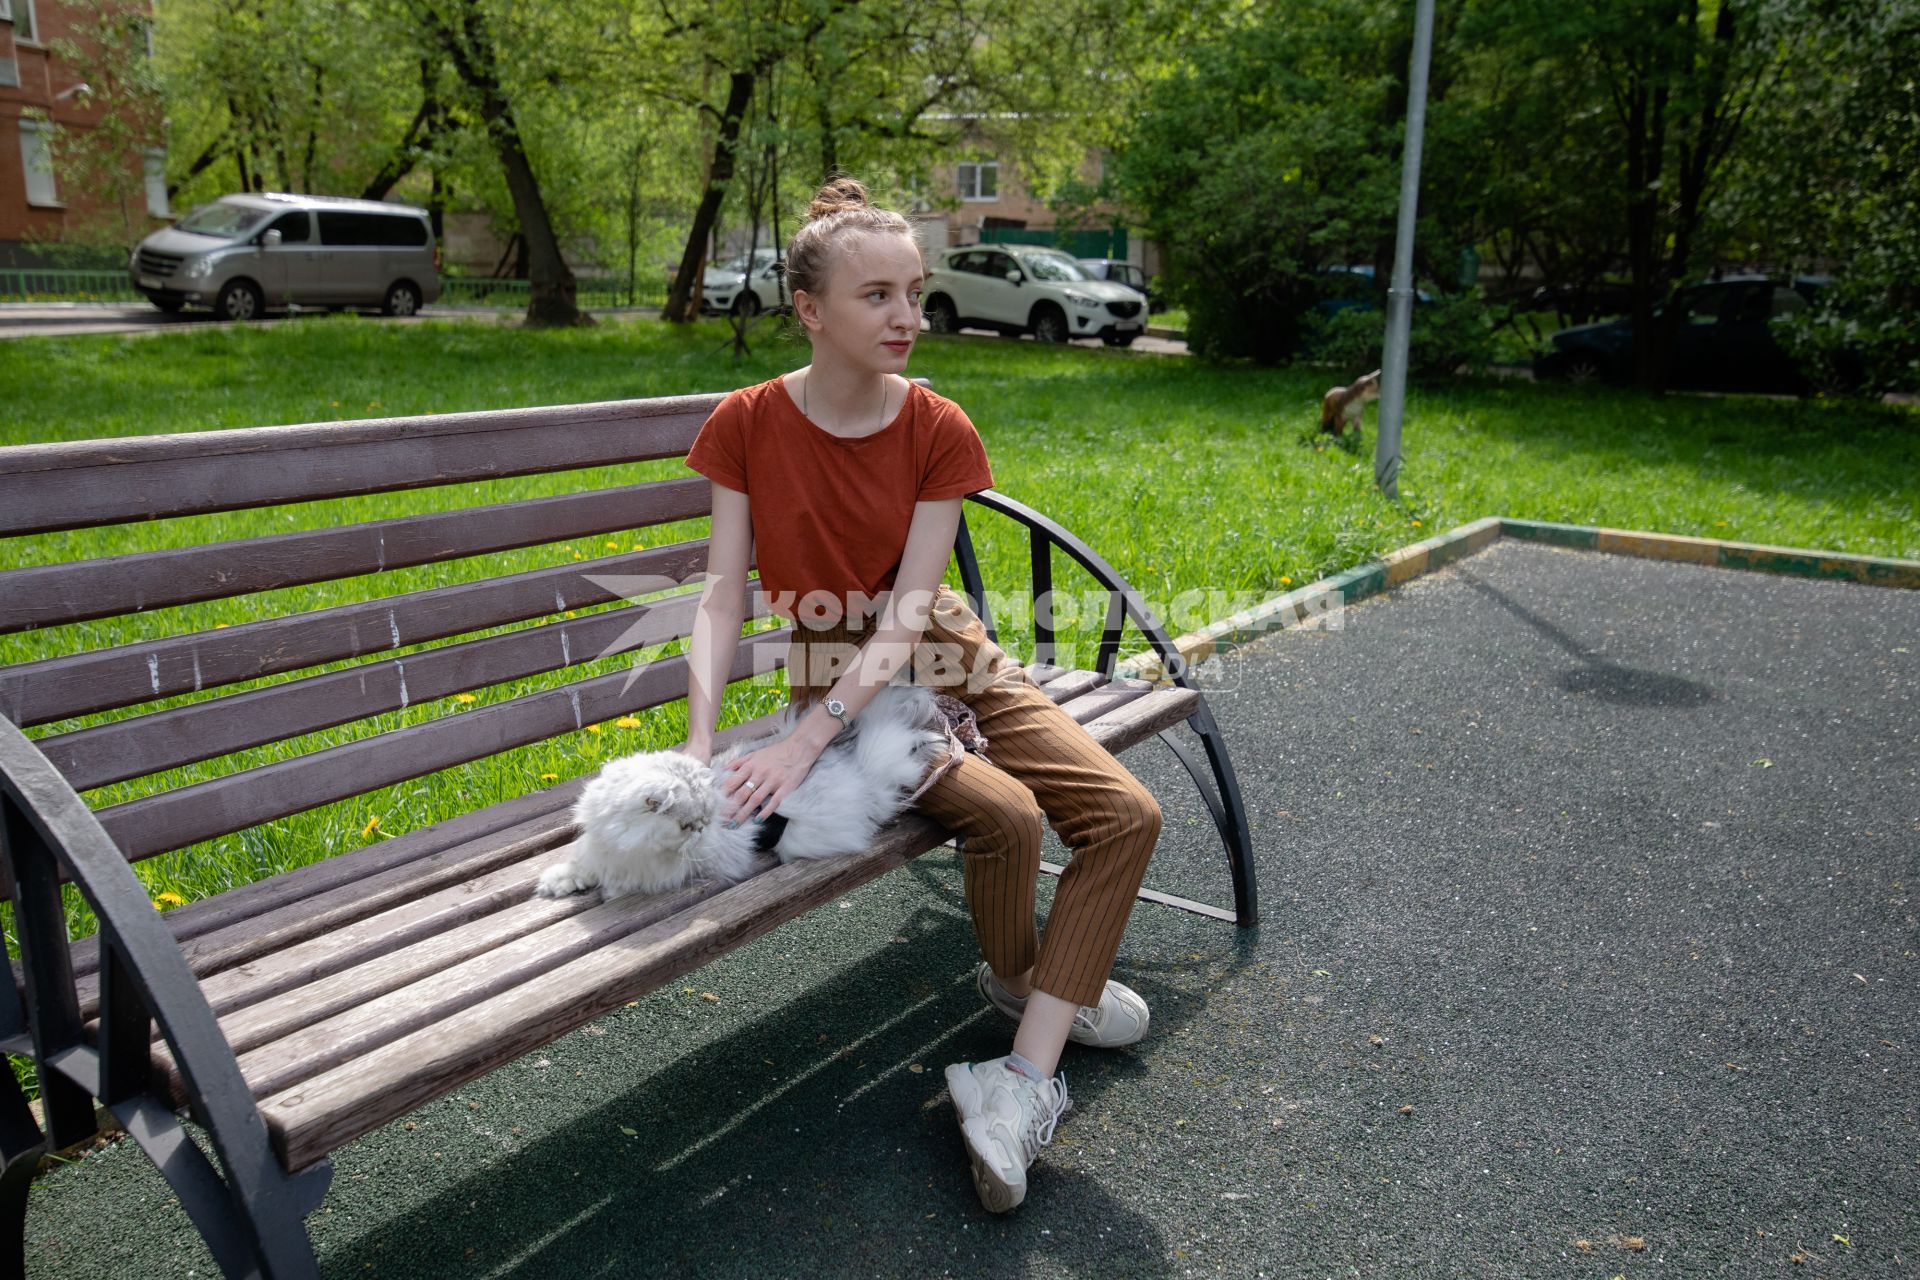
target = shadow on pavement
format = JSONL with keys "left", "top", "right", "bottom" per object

{"left": 317, "top": 882, "right": 1253, "bottom": 1278}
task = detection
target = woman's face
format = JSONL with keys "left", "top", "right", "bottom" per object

{"left": 794, "top": 231, "right": 924, "bottom": 376}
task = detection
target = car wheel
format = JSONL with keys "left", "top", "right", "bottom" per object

{"left": 1563, "top": 355, "right": 1604, "bottom": 385}
{"left": 1102, "top": 333, "right": 1137, "bottom": 348}
{"left": 382, "top": 281, "right": 422, "bottom": 317}
{"left": 732, "top": 291, "right": 762, "bottom": 318}
{"left": 1031, "top": 305, "right": 1069, "bottom": 344}
{"left": 215, "top": 279, "right": 264, "bottom": 323}
{"left": 149, "top": 296, "right": 185, "bottom": 314}
{"left": 924, "top": 295, "right": 957, "bottom": 334}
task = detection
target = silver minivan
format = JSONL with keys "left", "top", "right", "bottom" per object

{"left": 130, "top": 192, "right": 443, "bottom": 321}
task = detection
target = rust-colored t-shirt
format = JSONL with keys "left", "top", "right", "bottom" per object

{"left": 684, "top": 375, "right": 994, "bottom": 623}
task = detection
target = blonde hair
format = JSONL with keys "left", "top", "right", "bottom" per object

{"left": 783, "top": 176, "right": 915, "bottom": 299}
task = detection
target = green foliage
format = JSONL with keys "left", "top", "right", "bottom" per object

{"left": 1300, "top": 294, "right": 1500, "bottom": 378}
{"left": 1112, "top": 0, "right": 1495, "bottom": 365}
{"left": 1725, "top": 1, "right": 1920, "bottom": 393}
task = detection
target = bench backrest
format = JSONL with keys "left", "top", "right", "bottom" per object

{"left": 0, "top": 393, "right": 799, "bottom": 866}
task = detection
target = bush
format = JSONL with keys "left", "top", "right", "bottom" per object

{"left": 1297, "top": 293, "right": 1499, "bottom": 378}
{"left": 1774, "top": 287, "right": 1919, "bottom": 396}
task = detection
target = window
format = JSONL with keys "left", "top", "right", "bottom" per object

{"left": 264, "top": 211, "right": 311, "bottom": 243}
{"left": 957, "top": 161, "right": 999, "bottom": 202}
{"left": 6, "top": 0, "right": 39, "bottom": 45}
{"left": 1769, "top": 287, "right": 1809, "bottom": 318}
{"left": 143, "top": 150, "right": 169, "bottom": 218}
{"left": 318, "top": 210, "right": 429, "bottom": 246}
{"left": 17, "top": 118, "right": 57, "bottom": 207}
{"left": 1014, "top": 250, "right": 1090, "bottom": 283}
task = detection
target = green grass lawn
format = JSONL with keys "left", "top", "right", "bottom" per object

{"left": 1, "top": 311, "right": 1914, "bottom": 952}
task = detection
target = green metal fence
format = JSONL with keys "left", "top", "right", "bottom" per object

{"left": 0, "top": 268, "right": 140, "bottom": 302}
{"left": 437, "top": 275, "right": 669, "bottom": 310}
{"left": 977, "top": 226, "right": 1129, "bottom": 260}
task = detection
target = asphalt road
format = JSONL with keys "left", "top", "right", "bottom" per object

{"left": 23, "top": 539, "right": 1917, "bottom": 1278}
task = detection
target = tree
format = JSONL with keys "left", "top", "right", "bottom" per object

{"left": 404, "top": 0, "right": 588, "bottom": 327}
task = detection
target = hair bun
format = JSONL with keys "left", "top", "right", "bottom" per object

{"left": 806, "top": 177, "right": 871, "bottom": 221}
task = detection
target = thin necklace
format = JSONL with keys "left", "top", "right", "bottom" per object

{"left": 802, "top": 370, "right": 888, "bottom": 438}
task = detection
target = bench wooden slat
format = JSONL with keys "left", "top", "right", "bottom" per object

{"left": 51, "top": 704, "right": 795, "bottom": 996}
{"left": 252, "top": 689, "right": 1199, "bottom": 1170}
{"left": 0, "top": 395, "right": 724, "bottom": 536}
{"left": 229, "top": 861, "right": 762, "bottom": 1100}
{"left": 41, "top": 586, "right": 775, "bottom": 792}
{"left": 0, "top": 480, "right": 718, "bottom": 642}
{"left": 1035, "top": 669, "right": 1110, "bottom": 704}
{"left": 3, "top": 527, "right": 733, "bottom": 732}
{"left": 92, "top": 630, "right": 794, "bottom": 862}
{"left": 1056, "top": 677, "right": 1158, "bottom": 725}
{"left": 148, "top": 860, "right": 611, "bottom": 1101}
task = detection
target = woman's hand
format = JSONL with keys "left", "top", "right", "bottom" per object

{"left": 717, "top": 735, "right": 821, "bottom": 826}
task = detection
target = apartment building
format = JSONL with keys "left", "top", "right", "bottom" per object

{"left": 911, "top": 149, "right": 1159, "bottom": 277}
{"left": 2, "top": 0, "right": 166, "bottom": 267}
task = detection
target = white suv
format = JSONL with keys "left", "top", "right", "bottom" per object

{"left": 922, "top": 245, "right": 1148, "bottom": 347}
{"left": 700, "top": 248, "right": 785, "bottom": 315}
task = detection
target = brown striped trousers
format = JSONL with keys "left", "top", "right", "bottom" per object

{"left": 785, "top": 583, "right": 1163, "bottom": 1008}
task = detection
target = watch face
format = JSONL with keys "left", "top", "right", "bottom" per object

{"left": 826, "top": 698, "right": 846, "bottom": 714}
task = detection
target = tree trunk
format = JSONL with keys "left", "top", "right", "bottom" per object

{"left": 424, "top": 0, "right": 585, "bottom": 328}
{"left": 663, "top": 71, "right": 756, "bottom": 324}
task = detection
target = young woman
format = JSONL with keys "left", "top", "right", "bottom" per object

{"left": 679, "top": 177, "right": 1162, "bottom": 1214}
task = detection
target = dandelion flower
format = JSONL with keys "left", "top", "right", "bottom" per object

{"left": 585, "top": 723, "right": 601, "bottom": 734}
{"left": 454, "top": 692, "right": 477, "bottom": 704}
{"left": 615, "top": 716, "right": 642, "bottom": 729}
{"left": 540, "top": 772, "right": 559, "bottom": 782}
{"left": 152, "top": 891, "right": 186, "bottom": 910}
{"left": 361, "top": 815, "right": 381, "bottom": 837}
{"left": 1280, "top": 575, "right": 1293, "bottom": 586}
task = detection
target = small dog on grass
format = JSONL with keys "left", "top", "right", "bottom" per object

{"left": 535, "top": 682, "right": 965, "bottom": 901}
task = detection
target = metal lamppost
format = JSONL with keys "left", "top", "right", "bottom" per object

{"left": 1375, "top": 0, "right": 1436, "bottom": 500}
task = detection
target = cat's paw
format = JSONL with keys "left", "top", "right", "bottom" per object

{"left": 536, "top": 861, "right": 594, "bottom": 898}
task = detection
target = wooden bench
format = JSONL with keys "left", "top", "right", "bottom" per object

{"left": 0, "top": 387, "right": 1256, "bottom": 1276}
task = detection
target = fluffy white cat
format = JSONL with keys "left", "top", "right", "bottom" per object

{"left": 535, "top": 681, "right": 957, "bottom": 901}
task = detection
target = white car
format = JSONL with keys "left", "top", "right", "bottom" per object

{"left": 922, "top": 245, "right": 1148, "bottom": 346}
{"left": 700, "top": 248, "right": 786, "bottom": 316}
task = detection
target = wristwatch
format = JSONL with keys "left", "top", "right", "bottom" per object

{"left": 823, "top": 697, "right": 851, "bottom": 729}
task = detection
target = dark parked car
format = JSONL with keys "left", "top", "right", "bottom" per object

{"left": 1314, "top": 264, "right": 1433, "bottom": 319}
{"left": 1528, "top": 281, "right": 1633, "bottom": 328}
{"left": 1533, "top": 276, "right": 1830, "bottom": 393}
{"left": 1075, "top": 258, "right": 1158, "bottom": 312}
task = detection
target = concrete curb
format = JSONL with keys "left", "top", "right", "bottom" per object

{"left": 1499, "top": 517, "right": 1920, "bottom": 589}
{"left": 1114, "top": 515, "right": 1918, "bottom": 683}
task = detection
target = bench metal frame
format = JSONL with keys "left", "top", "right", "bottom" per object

{"left": 0, "top": 406, "right": 1259, "bottom": 1278}
{"left": 952, "top": 492, "right": 1256, "bottom": 927}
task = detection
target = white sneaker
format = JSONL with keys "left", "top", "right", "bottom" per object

{"left": 975, "top": 962, "right": 1151, "bottom": 1048}
{"left": 943, "top": 1055, "right": 1072, "bottom": 1213}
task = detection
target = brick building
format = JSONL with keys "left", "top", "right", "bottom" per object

{"left": 909, "top": 146, "right": 1160, "bottom": 278}
{"left": 2, "top": 0, "right": 166, "bottom": 268}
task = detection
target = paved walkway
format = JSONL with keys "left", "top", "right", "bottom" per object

{"left": 24, "top": 540, "right": 1917, "bottom": 1277}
